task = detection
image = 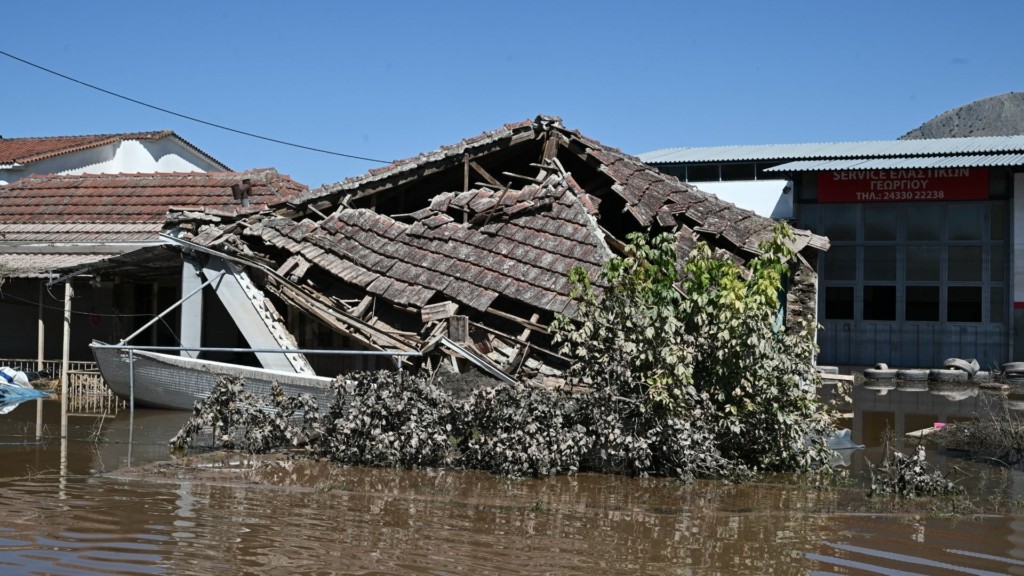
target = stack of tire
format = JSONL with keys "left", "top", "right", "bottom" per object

{"left": 929, "top": 358, "right": 987, "bottom": 384}
{"left": 862, "top": 359, "right": 991, "bottom": 384}
{"left": 863, "top": 363, "right": 931, "bottom": 382}
{"left": 1003, "top": 362, "right": 1024, "bottom": 386}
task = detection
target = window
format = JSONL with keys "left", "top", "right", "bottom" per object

{"left": 825, "top": 287, "right": 854, "bottom": 320}
{"left": 863, "top": 205, "right": 897, "bottom": 241}
{"left": 822, "top": 205, "right": 857, "bottom": 241}
{"left": 864, "top": 285, "right": 896, "bottom": 321}
{"left": 947, "top": 287, "right": 982, "bottom": 322}
{"left": 906, "top": 246, "right": 940, "bottom": 281}
{"left": 864, "top": 246, "right": 896, "bottom": 281}
{"left": 825, "top": 246, "right": 857, "bottom": 281}
{"left": 906, "top": 204, "right": 943, "bottom": 240}
{"left": 948, "top": 204, "right": 984, "bottom": 241}
{"left": 991, "top": 287, "right": 1006, "bottom": 324}
{"left": 948, "top": 246, "right": 982, "bottom": 282}
{"left": 905, "top": 286, "right": 939, "bottom": 321}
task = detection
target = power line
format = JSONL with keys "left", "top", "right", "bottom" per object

{"left": 0, "top": 49, "right": 391, "bottom": 164}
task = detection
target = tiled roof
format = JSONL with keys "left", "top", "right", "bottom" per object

{"left": 0, "top": 131, "right": 228, "bottom": 169}
{"left": 0, "top": 253, "right": 112, "bottom": 277}
{"left": 0, "top": 169, "right": 307, "bottom": 245}
{"left": 244, "top": 175, "right": 609, "bottom": 317}
{"left": 303, "top": 116, "right": 823, "bottom": 256}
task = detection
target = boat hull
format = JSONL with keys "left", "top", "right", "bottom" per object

{"left": 91, "top": 343, "right": 336, "bottom": 411}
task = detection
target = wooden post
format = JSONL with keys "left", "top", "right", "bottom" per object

{"left": 61, "top": 282, "right": 72, "bottom": 438}
{"left": 36, "top": 281, "right": 44, "bottom": 439}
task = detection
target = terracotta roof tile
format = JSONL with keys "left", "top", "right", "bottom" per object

{"left": 0, "top": 169, "right": 306, "bottom": 246}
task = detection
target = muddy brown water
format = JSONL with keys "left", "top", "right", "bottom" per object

{"left": 3, "top": 392, "right": 1024, "bottom": 574}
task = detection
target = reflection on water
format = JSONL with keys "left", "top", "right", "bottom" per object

{"left": 1, "top": 392, "right": 1024, "bottom": 573}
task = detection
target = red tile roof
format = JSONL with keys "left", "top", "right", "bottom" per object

{"left": 0, "top": 169, "right": 307, "bottom": 243}
{"left": 0, "top": 131, "right": 228, "bottom": 169}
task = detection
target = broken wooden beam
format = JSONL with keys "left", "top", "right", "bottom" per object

{"left": 484, "top": 307, "right": 549, "bottom": 335}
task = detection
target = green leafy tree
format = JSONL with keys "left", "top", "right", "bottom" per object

{"left": 552, "top": 223, "right": 835, "bottom": 476}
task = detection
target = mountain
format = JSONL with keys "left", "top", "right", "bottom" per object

{"left": 900, "top": 92, "right": 1024, "bottom": 139}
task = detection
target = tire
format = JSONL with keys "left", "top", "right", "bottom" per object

{"left": 873, "top": 362, "right": 889, "bottom": 370}
{"left": 929, "top": 369, "right": 968, "bottom": 383}
{"left": 971, "top": 370, "right": 991, "bottom": 383}
{"left": 864, "top": 368, "right": 897, "bottom": 380}
{"left": 896, "top": 369, "right": 928, "bottom": 381}
{"left": 944, "top": 358, "right": 978, "bottom": 376}
{"left": 1003, "top": 362, "right": 1024, "bottom": 373}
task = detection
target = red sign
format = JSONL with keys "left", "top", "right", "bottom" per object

{"left": 818, "top": 168, "right": 989, "bottom": 203}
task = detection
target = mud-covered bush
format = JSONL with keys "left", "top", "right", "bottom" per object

{"left": 458, "top": 382, "right": 589, "bottom": 477}
{"left": 169, "top": 376, "right": 322, "bottom": 453}
{"left": 576, "top": 386, "right": 737, "bottom": 481}
{"left": 928, "top": 400, "right": 1024, "bottom": 466}
{"left": 315, "top": 370, "right": 456, "bottom": 468}
{"left": 868, "top": 444, "right": 963, "bottom": 498}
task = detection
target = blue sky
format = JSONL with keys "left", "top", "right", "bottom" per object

{"left": 2, "top": 1, "right": 1021, "bottom": 188}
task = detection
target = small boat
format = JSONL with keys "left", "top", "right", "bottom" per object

{"left": 0, "top": 368, "right": 50, "bottom": 415}
{"left": 90, "top": 342, "right": 337, "bottom": 411}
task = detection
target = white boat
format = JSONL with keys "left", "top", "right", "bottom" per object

{"left": 90, "top": 342, "right": 337, "bottom": 411}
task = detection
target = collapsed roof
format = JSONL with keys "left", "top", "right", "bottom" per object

{"left": 170, "top": 116, "right": 828, "bottom": 383}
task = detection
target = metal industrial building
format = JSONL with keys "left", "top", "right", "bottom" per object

{"left": 641, "top": 136, "right": 1024, "bottom": 369}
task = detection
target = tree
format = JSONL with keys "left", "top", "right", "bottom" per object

{"left": 552, "top": 223, "right": 835, "bottom": 476}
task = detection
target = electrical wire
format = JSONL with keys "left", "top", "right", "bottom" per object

{"left": 2, "top": 288, "right": 185, "bottom": 346}
{"left": 0, "top": 49, "right": 392, "bottom": 164}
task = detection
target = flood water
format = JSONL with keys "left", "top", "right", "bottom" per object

{"left": 4, "top": 390, "right": 1024, "bottom": 574}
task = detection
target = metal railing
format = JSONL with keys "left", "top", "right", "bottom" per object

{"left": 0, "top": 358, "right": 125, "bottom": 416}
{"left": 90, "top": 343, "right": 421, "bottom": 414}
{"left": 0, "top": 357, "right": 98, "bottom": 380}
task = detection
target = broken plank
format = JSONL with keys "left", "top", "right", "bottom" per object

{"left": 484, "top": 307, "right": 549, "bottom": 335}
{"left": 421, "top": 301, "right": 459, "bottom": 323}
{"left": 469, "top": 160, "right": 504, "bottom": 188}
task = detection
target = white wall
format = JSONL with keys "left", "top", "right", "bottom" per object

{"left": 0, "top": 137, "right": 224, "bottom": 184}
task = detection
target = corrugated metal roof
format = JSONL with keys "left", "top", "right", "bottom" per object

{"left": 764, "top": 154, "right": 1024, "bottom": 172}
{"left": 639, "top": 135, "right": 1024, "bottom": 164}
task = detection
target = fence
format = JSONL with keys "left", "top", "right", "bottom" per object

{"left": 0, "top": 358, "right": 125, "bottom": 415}
{"left": 67, "top": 370, "right": 126, "bottom": 414}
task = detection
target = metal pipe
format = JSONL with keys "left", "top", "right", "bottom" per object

{"left": 128, "top": 349, "right": 135, "bottom": 466}
{"left": 119, "top": 270, "right": 226, "bottom": 345}
{"left": 91, "top": 343, "right": 420, "bottom": 356}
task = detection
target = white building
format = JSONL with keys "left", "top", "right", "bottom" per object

{"left": 0, "top": 131, "right": 228, "bottom": 185}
